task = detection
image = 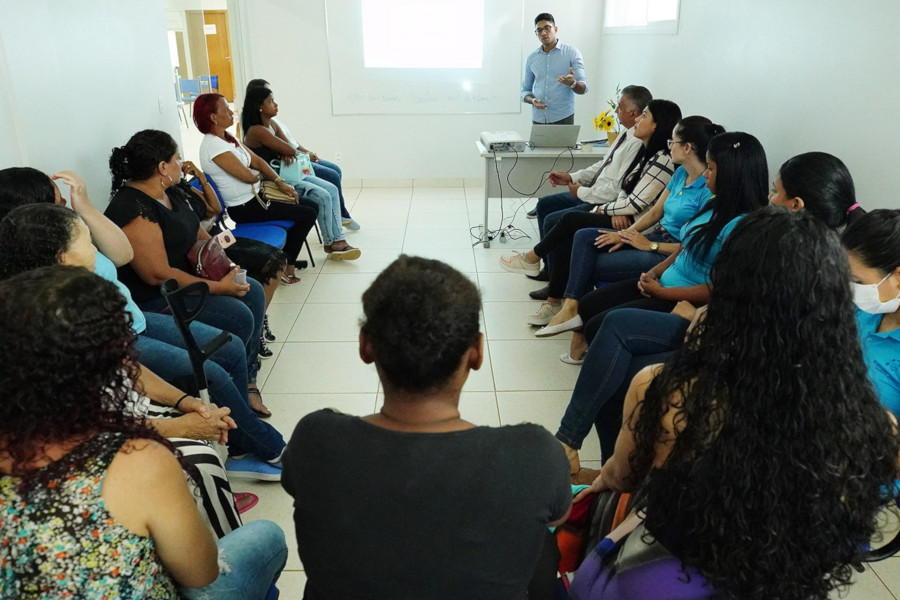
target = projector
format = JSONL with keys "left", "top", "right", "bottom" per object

{"left": 481, "top": 131, "right": 526, "bottom": 152}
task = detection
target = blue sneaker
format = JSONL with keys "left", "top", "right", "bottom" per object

{"left": 342, "top": 218, "right": 361, "bottom": 230}
{"left": 225, "top": 454, "right": 282, "bottom": 482}
{"left": 526, "top": 208, "right": 537, "bottom": 219}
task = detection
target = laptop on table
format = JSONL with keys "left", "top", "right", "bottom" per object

{"left": 529, "top": 124, "right": 581, "bottom": 149}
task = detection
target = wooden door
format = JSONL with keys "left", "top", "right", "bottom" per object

{"left": 203, "top": 10, "right": 235, "bottom": 102}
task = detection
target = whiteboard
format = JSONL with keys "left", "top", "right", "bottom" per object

{"left": 324, "top": 0, "right": 524, "bottom": 115}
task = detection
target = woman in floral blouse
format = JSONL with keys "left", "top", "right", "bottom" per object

{"left": 0, "top": 265, "right": 286, "bottom": 599}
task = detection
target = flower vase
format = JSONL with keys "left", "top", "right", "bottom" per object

{"left": 607, "top": 131, "right": 618, "bottom": 145}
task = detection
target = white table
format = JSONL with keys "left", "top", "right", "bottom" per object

{"left": 475, "top": 141, "right": 608, "bottom": 247}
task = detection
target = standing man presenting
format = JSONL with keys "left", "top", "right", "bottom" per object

{"left": 521, "top": 12, "right": 588, "bottom": 125}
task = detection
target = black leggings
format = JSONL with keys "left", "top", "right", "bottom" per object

{"left": 578, "top": 278, "right": 675, "bottom": 344}
{"left": 534, "top": 211, "right": 615, "bottom": 298}
{"left": 228, "top": 198, "right": 318, "bottom": 264}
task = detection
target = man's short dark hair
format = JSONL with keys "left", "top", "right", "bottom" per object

{"left": 534, "top": 13, "right": 555, "bottom": 26}
{"left": 621, "top": 85, "right": 652, "bottom": 112}
{"left": 361, "top": 255, "right": 481, "bottom": 392}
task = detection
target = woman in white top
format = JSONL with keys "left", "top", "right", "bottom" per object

{"left": 194, "top": 93, "right": 316, "bottom": 285}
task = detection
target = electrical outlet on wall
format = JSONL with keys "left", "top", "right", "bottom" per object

{"left": 334, "top": 152, "right": 343, "bottom": 163}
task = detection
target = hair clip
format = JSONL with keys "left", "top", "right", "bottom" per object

{"left": 732, "top": 142, "right": 741, "bottom": 149}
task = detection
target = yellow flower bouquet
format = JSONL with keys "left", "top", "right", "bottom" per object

{"left": 595, "top": 84, "right": 623, "bottom": 144}
{"left": 593, "top": 110, "right": 615, "bottom": 132}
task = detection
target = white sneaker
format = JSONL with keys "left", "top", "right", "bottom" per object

{"left": 526, "top": 301, "right": 561, "bottom": 326}
{"left": 499, "top": 251, "right": 540, "bottom": 275}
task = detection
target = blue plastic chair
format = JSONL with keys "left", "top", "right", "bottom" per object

{"left": 178, "top": 78, "right": 201, "bottom": 120}
{"left": 190, "top": 175, "right": 315, "bottom": 268}
{"left": 198, "top": 75, "right": 212, "bottom": 94}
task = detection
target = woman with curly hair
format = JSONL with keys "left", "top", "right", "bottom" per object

{"left": 0, "top": 203, "right": 290, "bottom": 527}
{"left": 572, "top": 207, "right": 899, "bottom": 599}
{"left": 559, "top": 151, "right": 866, "bottom": 482}
{"left": 0, "top": 265, "right": 287, "bottom": 598}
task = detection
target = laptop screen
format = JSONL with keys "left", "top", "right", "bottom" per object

{"left": 529, "top": 124, "right": 581, "bottom": 148}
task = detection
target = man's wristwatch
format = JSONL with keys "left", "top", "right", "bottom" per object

{"left": 650, "top": 242, "right": 660, "bottom": 251}
{"left": 570, "top": 81, "right": 578, "bottom": 90}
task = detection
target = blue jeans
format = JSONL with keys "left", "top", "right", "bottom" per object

{"left": 312, "top": 159, "right": 351, "bottom": 219}
{"left": 140, "top": 277, "right": 265, "bottom": 385}
{"left": 535, "top": 192, "right": 591, "bottom": 238}
{"left": 294, "top": 175, "right": 343, "bottom": 245}
{"left": 181, "top": 519, "right": 288, "bottom": 600}
{"left": 564, "top": 228, "right": 671, "bottom": 300}
{"left": 137, "top": 314, "right": 285, "bottom": 461}
{"left": 555, "top": 308, "right": 686, "bottom": 460}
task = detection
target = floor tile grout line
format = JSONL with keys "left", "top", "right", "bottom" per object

{"left": 868, "top": 564, "right": 900, "bottom": 599}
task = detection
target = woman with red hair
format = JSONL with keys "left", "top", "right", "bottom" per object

{"left": 194, "top": 93, "right": 316, "bottom": 285}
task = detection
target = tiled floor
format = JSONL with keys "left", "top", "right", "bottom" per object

{"left": 232, "top": 185, "right": 900, "bottom": 599}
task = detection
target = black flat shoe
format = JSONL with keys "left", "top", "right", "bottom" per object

{"left": 248, "top": 387, "right": 272, "bottom": 418}
{"left": 529, "top": 285, "right": 550, "bottom": 300}
{"left": 526, "top": 268, "right": 549, "bottom": 282}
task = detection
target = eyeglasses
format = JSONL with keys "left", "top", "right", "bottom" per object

{"left": 667, "top": 139, "right": 689, "bottom": 149}
{"left": 535, "top": 24, "right": 554, "bottom": 34}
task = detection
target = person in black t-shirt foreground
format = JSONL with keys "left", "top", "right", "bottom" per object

{"left": 282, "top": 255, "right": 571, "bottom": 600}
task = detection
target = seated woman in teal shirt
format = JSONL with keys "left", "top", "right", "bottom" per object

{"left": 843, "top": 209, "right": 900, "bottom": 414}
{"left": 535, "top": 132, "right": 768, "bottom": 339}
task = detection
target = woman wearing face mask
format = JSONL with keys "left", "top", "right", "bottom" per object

{"left": 843, "top": 209, "right": 900, "bottom": 414}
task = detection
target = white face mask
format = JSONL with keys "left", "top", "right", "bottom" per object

{"left": 853, "top": 272, "right": 900, "bottom": 314}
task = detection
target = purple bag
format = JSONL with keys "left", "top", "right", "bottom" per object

{"left": 569, "top": 523, "right": 715, "bottom": 599}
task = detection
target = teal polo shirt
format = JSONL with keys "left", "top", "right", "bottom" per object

{"left": 660, "top": 210, "right": 743, "bottom": 288}
{"left": 658, "top": 166, "right": 710, "bottom": 240}
{"left": 856, "top": 308, "right": 900, "bottom": 415}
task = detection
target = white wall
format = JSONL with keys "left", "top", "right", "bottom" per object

{"left": 594, "top": 0, "right": 900, "bottom": 208}
{"left": 237, "top": 0, "right": 900, "bottom": 208}
{"left": 235, "top": 0, "right": 602, "bottom": 182}
{"left": 2, "top": 0, "right": 897, "bottom": 205}
{"left": 0, "top": 1, "right": 181, "bottom": 208}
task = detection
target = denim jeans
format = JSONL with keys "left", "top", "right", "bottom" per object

{"left": 180, "top": 519, "right": 288, "bottom": 600}
{"left": 535, "top": 192, "right": 591, "bottom": 238}
{"left": 535, "top": 211, "right": 615, "bottom": 299}
{"left": 564, "top": 227, "right": 672, "bottom": 300}
{"left": 140, "top": 277, "right": 265, "bottom": 385}
{"left": 294, "top": 175, "right": 343, "bottom": 245}
{"left": 312, "top": 159, "right": 350, "bottom": 219}
{"left": 579, "top": 279, "right": 676, "bottom": 343}
{"left": 137, "top": 313, "right": 285, "bottom": 461}
{"left": 555, "top": 308, "right": 686, "bottom": 460}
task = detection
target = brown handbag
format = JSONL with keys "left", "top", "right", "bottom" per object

{"left": 186, "top": 236, "right": 235, "bottom": 281}
{"left": 258, "top": 180, "right": 297, "bottom": 204}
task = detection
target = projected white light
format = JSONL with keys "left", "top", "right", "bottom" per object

{"left": 362, "top": 0, "right": 484, "bottom": 68}
{"left": 462, "top": 81, "right": 472, "bottom": 91}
